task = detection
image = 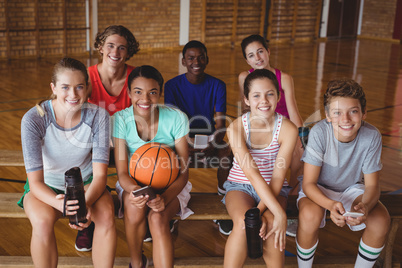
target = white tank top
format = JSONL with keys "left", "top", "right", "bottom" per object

{"left": 227, "top": 112, "right": 286, "bottom": 185}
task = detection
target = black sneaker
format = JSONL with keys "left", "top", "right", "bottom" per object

{"left": 143, "top": 227, "right": 152, "bottom": 242}
{"left": 170, "top": 219, "right": 178, "bottom": 233}
{"left": 216, "top": 220, "right": 233, "bottom": 235}
{"left": 75, "top": 222, "right": 94, "bottom": 252}
{"left": 143, "top": 219, "right": 177, "bottom": 242}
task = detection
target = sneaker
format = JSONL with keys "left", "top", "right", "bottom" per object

{"left": 75, "top": 222, "right": 94, "bottom": 252}
{"left": 170, "top": 219, "right": 178, "bottom": 232}
{"left": 143, "top": 220, "right": 178, "bottom": 242}
{"left": 129, "top": 254, "right": 148, "bottom": 268}
{"left": 216, "top": 219, "right": 233, "bottom": 235}
{"left": 143, "top": 227, "right": 152, "bottom": 242}
{"left": 286, "top": 219, "right": 298, "bottom": 237}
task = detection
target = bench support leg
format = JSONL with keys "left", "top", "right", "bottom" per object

{"left": 382, "top": 218, "right": 400, "bottom": 268}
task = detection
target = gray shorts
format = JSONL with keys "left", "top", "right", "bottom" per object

{"left": 222, "top": 180, "right": 291, "bottom": 205}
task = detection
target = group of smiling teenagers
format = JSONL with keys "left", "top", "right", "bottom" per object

{"left": 18, "top": 25, "right": 389, "bottom": 268}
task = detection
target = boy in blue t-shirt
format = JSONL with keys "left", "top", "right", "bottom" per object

{"left": 296, "top": 79, "right": 390, "bottom": 268}
{"left": 164, "top": 40, "right": 233, "bottom": 235}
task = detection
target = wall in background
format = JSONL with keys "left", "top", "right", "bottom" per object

{"left": 0, "top": 0, "right": 398, "bottom": 59}
{"left": 360, "top": 0, "right": 398, "bottom": 40}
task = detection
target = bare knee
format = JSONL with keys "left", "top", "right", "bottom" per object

{"left": 93, "top": 209, "right": 115, "bottom": 230}
{"left": 231, "top": 215, "right": 246, "bottom": 234}
{"left": 298, "top": 203, "right": 323, "bottom": 232}
{"left": 124, "top": 201, "right": 146, "bottom": 227}
{"left": 92, "top": 194, "right": 115, "bottom": 229}
{"left": 366, "top": 205, "right": 391, "bottom": 236}
{"left": 148, "top": 210, "right": 168, "bottom": 226}
{"left": 148, "top": 211, "right": 170, "bottom": 236}
{"left": 29, "top": 215, "right": 56, "bottom": 239}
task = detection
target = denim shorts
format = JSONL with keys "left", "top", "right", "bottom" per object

{"left": 222, "top": 180, "right": 291, "bottom": 205}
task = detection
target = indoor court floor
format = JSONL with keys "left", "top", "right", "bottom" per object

{"left": 0, "top": 38, "right": 401, "bottom": 262}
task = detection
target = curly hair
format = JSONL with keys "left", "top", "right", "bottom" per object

{"left": 94, "top": 25, "right": 140, "bottom": 61}
{"left": 323, "top": 78, "right": 366, "bottom": 113}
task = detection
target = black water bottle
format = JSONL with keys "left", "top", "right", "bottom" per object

{"left": 245, "top": 207, "right": 263, "bottom": 259}
{"left": 64, "top": 167, "right": 88, "bottom": 226}
{"left": 298, "top": 126, "right": 309, "bottom": 149}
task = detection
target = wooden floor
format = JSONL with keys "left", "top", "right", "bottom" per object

{"left": 0, "top": 38, "right": 401, "bottom": 263}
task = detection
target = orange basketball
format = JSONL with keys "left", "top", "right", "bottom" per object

{"left": 129, "top": 142, "right": 180, "bottom": 190}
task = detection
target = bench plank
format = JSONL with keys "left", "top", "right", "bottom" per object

{"left": 2, "top": 192, "right": 401, "bottom": 220}
{"left": 0, "top": 192, "right": 25, "bottom": 218}
{"left": 0, "top": 192, "right": 232, "bottom": 220}
{"left": 0, "top": 150, "right": 24, "bottom": 167}
{"left": 0, "top": 256, "right": 364, "bottom": 267}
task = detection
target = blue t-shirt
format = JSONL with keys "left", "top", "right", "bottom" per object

{"left": 164, "top": 73, "right": 226, "bottom": 137}
{"left": 113, "top": 105, "right": 189, "bottom": 159}
{"left": 301, "top": 119, "right": 382, "bottom": 192}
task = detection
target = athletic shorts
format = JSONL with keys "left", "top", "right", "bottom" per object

{"left": 221, "top": 180, "right": 291, "bottom": 205}
{"left": 115, "top": 180, "right": 194, "bottom": 220}
{"left": 17, "top": 175, "right": 93, "bottom": 209}
{"left": 297, "top": 183, "right": 366, "bottom": 231}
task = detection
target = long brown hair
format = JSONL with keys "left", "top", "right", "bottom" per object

{"left": 36, "top": 58, "right": 89, "bottom": 116}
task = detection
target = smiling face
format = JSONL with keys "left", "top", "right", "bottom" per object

{"left": 129, "top": 77, "right": 161, "bottom": 118}
{"left": 51, "top": 69, "right": 87, "bottom": 114}
{"left": 244, "top": 77, "right": 279, "bottom": 118}
{"left": 99, "top": 34, "right": 128, "bottom": 67}
{"left": 182, "top": 47, "right": 208, "bottom": 78}
{"left": 326, "top": 97, "right": 366, "bottom": 143}
{"left": 245, "top": 41, "right": 270, "bottom": 70}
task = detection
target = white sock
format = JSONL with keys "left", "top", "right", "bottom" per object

{"left": 296, "top": 239, "right": 318, "bottom": 268}
{"left": 355, "top": 238, "right": 384, "bottom": 268}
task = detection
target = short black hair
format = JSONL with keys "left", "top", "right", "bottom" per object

{"left": 182, "top": 40, "right": 207, "bottom": 57}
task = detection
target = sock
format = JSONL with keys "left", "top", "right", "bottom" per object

{"left": 354, "top": 238, "right": 384, "bottom": 268}
{"left": 296, "top": 239, "right": 318, "bottom": 268}
{"left": 217, "top": 186, "right": 226, "bottom": 196}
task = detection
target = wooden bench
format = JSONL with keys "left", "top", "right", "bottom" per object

{"left": 0, "top": 150, "right": 401, "bottom": 267}
{"left": 0, "top": 255, "right": 364, "bottom": 267}
{"left": 0, "top": 149, "right": 24, "bottom": 167}
{"left": 0, "top": 191, "right": 401, "bottom": 267}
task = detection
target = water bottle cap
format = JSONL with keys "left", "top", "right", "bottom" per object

{"left": 244, "top": 207, "right": 261, "bottom": 226}
{"left": 65, "top": 167, "right": 83, "bottom": 185}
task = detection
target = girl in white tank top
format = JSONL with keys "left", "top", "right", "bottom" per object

{"left": 223, "top": 69, "right": 298, "bottom": 267}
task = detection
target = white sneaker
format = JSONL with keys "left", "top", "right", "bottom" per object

{"left": 286, "top": 219, "right": 298, "bottom": 237}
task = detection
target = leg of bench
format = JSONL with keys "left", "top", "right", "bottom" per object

{"left": 384, "top": 218, "right": 400, "bottom": 268}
